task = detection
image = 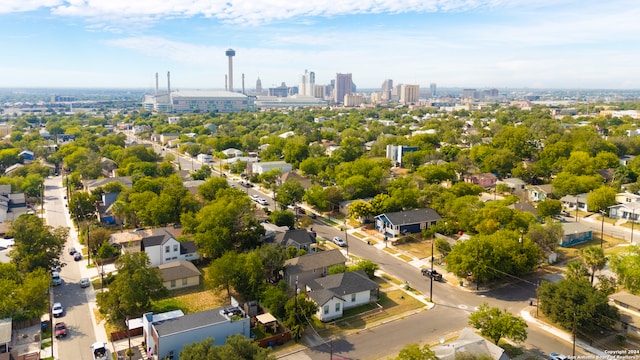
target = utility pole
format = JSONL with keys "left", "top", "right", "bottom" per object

{"left": 572, "top": 311, "right": 577, "bottom": 356}
{"left": 600, "top": 210, "right": 605, "bottom": 248}
{"left": 429, "top": 234, "right": 434, "bottom": 302}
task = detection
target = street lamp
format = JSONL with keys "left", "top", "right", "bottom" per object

{"left": 632, "top": 209, "right": 636, "bottom": 245}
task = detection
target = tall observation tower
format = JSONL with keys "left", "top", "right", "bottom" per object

{"left": 226, "top": 49, "right": 236, "bottom": 92}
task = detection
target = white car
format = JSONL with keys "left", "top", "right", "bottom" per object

{"left": 332, "top": 236, "right": 347, "bottom": 247}
{"left": 250, "top": 194, "right": 260, "bottom": 201}
{"left": 52, "top": 302, "right": 64, "bottom": 317}
{"left": 549, "top": 353, "right": 570, "bottom": 360}
{"left": 257, "top": 198, "right": 269, "bottom": 206}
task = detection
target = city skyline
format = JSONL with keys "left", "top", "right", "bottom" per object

{"left": 1, "top": 0, "right": 639, "bottom": 90}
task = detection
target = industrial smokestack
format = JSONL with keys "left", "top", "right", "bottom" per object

{"left": 155, "top": 72, "right": 159, "bottom": 95}
{"left": 167, "top": 71, "right": 171, "bottom": 94}
{"left": 225, "top": 49, "right": 235, "bottom": 92}
{"left": 242, "top": 73, "right": 245, "bottom": 95}
{"left": 225, "top": 75, "right": 228, "bottom": 91}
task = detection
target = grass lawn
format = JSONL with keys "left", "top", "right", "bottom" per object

{"left": 397, "top": 254, "right": 413, "bottom": 262}
{"left": 395, "top": 238, "right": 437, "bottom": 259}
{"left": 314, "top": 289, "right": 425, "bottom": 338}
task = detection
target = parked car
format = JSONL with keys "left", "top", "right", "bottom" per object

{"left": 549, "top": 353, "right": 570, "bottom": 360}
{"left": 308, "top": 212, "right": 317, "bottom": 219}
{"left": 51, "top": 272, "right": 62, "bottom": 286}
{"left": 250, "top": 194, "right": 260, "bottom": 201}
{"left": 54, "top": 322, "right": 67, "bottom": 338}
{"left": 73, "top": 252, "right": 82, "bottom": 261}
{"left": 91, "top": 342, "right": 109, "bottom": 360}
{"left": 52, "top": 302, "right": 64, "bottom": 317}
{"left": 80, "top": 278, "right": 90, "bottom": 288}
{"left": 421, "top": 268, "right": 443, "bottom": 281}
{"left": 68, "top": 247, "right": 76, "bottom": 255}
{"left": 332, "top": 236, "right": 347, "bottom": 247}
{"left": 257, "top": 198, "right": 269, "bottom": 206}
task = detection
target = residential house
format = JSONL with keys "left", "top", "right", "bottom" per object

{"left": 142, "top": 306, "right": 250, "bottom": 360}
{"left": 277, "top": 171, "right": 312, "bottom": 190}
{"left": 0, "top": 186, "right": 28, "bottom": 223}
{"left": 97, "top": 192, "right": 120, "bottom": 225}
{"left": 196, "top": 154, "right": 213, "bottom": 164}
{"left": 305, "top": 270, "right": 379, "bottom": 322}
{"left": 83, "top": 176, "right": 133, "bottom": 193}
{"left": 620, "top": 155, "right": 636, "bottom": 166}
{"left": 560, "top": 222, "right": 592, "bottom": 247}
{"left": 18, "top": 150, "right": 34, "bottom": 163}
{"left": 508, "top": 202, "right": 538, "bottom": 217}
{"left": 432, "top": 327, "right": 508, "bottom": 360}
{"left": 222, "top": 148, "right": 244, "bottom": 158}
{"left": 100, "top": 157, "right": 118, "bottom": 177}
{"left": 608, "top": 202, "right": 640, "bottom": 220}
{"left": 610, "top": 292, "right": 640, "bottom": 338}
{"left": 463, "top": 173, "right": 498, "bottom": 188}
{"left": 615, "top": 192, "right": 640, "bottom": 204}
{"left": 284, "top": 249, "right": 347, "bottom": 289}
{"left": 0, "top": 318, "right": 9, "bottom": 360}
{"left": 110, "top": 228, "right": 199, "bottom": 266}
{"left": 527, "top": 184, "right": 554, "bottom": 202}
{"left": 375, "top": 208, "right": 441, "bottom": 238}
{"left": 496, "top": 177, "right": 526, "bottom": 192}
{"left": 273, "top": 229, "right": 316, "bottom": 252}
{"left": 4, "top": 163, "right": 23, "bottom": 175}
{"left": 560, "top": 193, "right": 591, "bottom": 212}
{"left": 251, "top": 161, "right": 292, "bottom": 175}
{"left": 183, "top": 180, "right": 205, "bottom": 196}
{"left": 158, "top": 133, "right": 180, "bottom": 145}
{"left": 141, "top": 228, "right": 199, "bottom": 267}
{"left": 158, "top": 260, "right": 201, "bottom": 290}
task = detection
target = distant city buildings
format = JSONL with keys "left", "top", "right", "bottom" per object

{"left": 430, "top": 83, "right": 437, "bottom": 97}
{"left": 334, "top": 73, "right": 353, "bottom": 104}
{"left": 400, "top": 84, "right": 420, "bottom": 105}
{"left": 381, "top": 79, "right": 393, "bottom": 101}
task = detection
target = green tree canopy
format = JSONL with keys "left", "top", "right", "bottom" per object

{"left": 611, "top": 245, "right": 640, "bottom": 294}
{"left": 180, "top": 335, "right": 275, "bottom": 360}
{"left": 9, "top": 215, "right": 68, "bottom": 273}
{"left": 468, "top": 303, "right": 528, "bottom": 345}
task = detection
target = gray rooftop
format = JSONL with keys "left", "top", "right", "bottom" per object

{"left": 284, "top": 249, "right": 346, "bottom": 273}
{"left": 381, "top": 208, "right": 441, "bottom": 226}
{"left": 306, "top": 270, "right": 378, "bottom": 306}
{"left": 153, "top": 307, "right": 229, "bottom": 337}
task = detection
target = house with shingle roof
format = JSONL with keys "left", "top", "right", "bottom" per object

{"left": 284, "top": 249, "right": 346, "bottom": 289}
{"left": 273, "top": 229, "right": 315, "bottom": 252}
{"left": 110, "top": 227, "right": 199, "bottom": 267}
{"left": 305, "top": 270, "right": 379, "bottom": 322}
{"left": 158, "top": 260, "right": 201, "bottom": 290}
{"left": 375, "top": 208, "right": 441, "bottom": 238}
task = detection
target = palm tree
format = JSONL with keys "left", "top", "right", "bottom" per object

{"left": 582, "top": 245, "right": 607, "bottom": 284}
{"left": 564, "top": 260, "right": 589, "bottom": 281}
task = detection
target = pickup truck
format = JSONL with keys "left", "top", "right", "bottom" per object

{"left": 421, "top": 268, "right": 443, "bottom": 281}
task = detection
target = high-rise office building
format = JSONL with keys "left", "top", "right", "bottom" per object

{"left": 430, "top": 83, "right": 437, "bottom": 97}
{"left": 256, "top": 77, "right": 263, "bottom": 94}
{"left": 299, "top": 70, "right": 316, "bottom": 97}
{"left": 462, "top": 89, "right": 477, "bottom": 99}
{"left": 381, "top": 79, "right": 393, "bottom": 101}
{"left": 334, "top": 73, "right": 352, "bottom": 104}
{"left": 400, "top": 84, "right": 420, "bottom": 104}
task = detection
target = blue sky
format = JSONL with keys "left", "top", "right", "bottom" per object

{"left": 1, "top": 0, "right": 638, "bottom": 90}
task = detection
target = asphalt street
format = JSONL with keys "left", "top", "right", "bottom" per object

{"left": 45, "top": 176, "right": 97, "bottom": 360}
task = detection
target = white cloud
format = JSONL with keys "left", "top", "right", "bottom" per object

{"left": 0, "top": 0, "right": 62, "bottom": 13}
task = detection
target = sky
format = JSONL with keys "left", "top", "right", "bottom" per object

{"left": 0, "top": 0, "right": 639, "bottom": 90}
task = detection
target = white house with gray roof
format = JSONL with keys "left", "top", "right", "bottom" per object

{"left": 305, "top": 270, "right": 379, "bottom": 322}
{"left": 284, "top": 249, "right": 346, "bottom": 289}
{"left": 142, "top": 306, "right": 250, "bottom": 360}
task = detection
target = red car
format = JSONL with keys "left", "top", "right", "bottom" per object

{"left": 54, "top": 322, "right": 67, "bottom": 338}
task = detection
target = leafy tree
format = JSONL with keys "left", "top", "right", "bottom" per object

{"left": 257, "top": 245, "right": 286, "bottom": 284}
{"left": 468, "top": 303, "right": 528, "bottom": 345}
{"left": 284, "top": 293, "right": 317, "bottom": 341}
{"left": 197, "top": 177, "right": 230, "bottom": 202}
{"left": 586, "top": 186, "right": 617, "bottom": 213}
{"left": 260, "top": 281, "right": 289, "bottom": 319}
{"left": 610, "top": 245, "right": 640, "bottom": 294}
{"left": 208, "top": 251, "right": 240, "bottom": 303}
{"left": 9, "top": 215, "right": 68, "bottom": 273}
{"left": 180, "top": 335, "right": 275, "bottom": 360}
{"left": 69, "top": 191, "right": 98, "bottom": 222}
{"left": 526, "top": 222, "right": 562, "bottom": 252}
{"left": 0, "top": 264, "right": 49, "bottom": 320}
{"left": 394, "top": 343, "right": 437, "bottom": 360}
{"left": 351, "top": 259, "right": 379, "bottom": 279}
{"left": 328, "top": 264, "right": 348, "bottom": 274}
{"left": 582, "top": 246, "right": 607, "bottom": 285}
{"left": 537, "top": 277, "right": 619, "bottom": 333}
{"left": 181, "top": 189, "right": 265, "bottom": 258}
{"left": 269, "top": 210, "right": 295, "bottom": 228}
{"left": 88, "top": 227, "right": 112, "bottom": 255}
{"left": 302, "top": 185, "right": 328, "bottom": 211}
{"left": 96, "top": 252, "right": 167, "bottom": 322}
{"left": 536, "top": 199, "right": 562, "bottom": 218}
{"left": 551, "top": 172, "right": 603, "bottom": 197}
{"left": 435, "top": 238, "right": 452, "bottom": 256}
{"left": 564, "top": 260, "right": 590, "bottom": 281}
{"left": 275, "top": 179, "right": 305, "bottom": 209}
{"left": 191, "top": 165, "right": 212, "bottom": 180}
